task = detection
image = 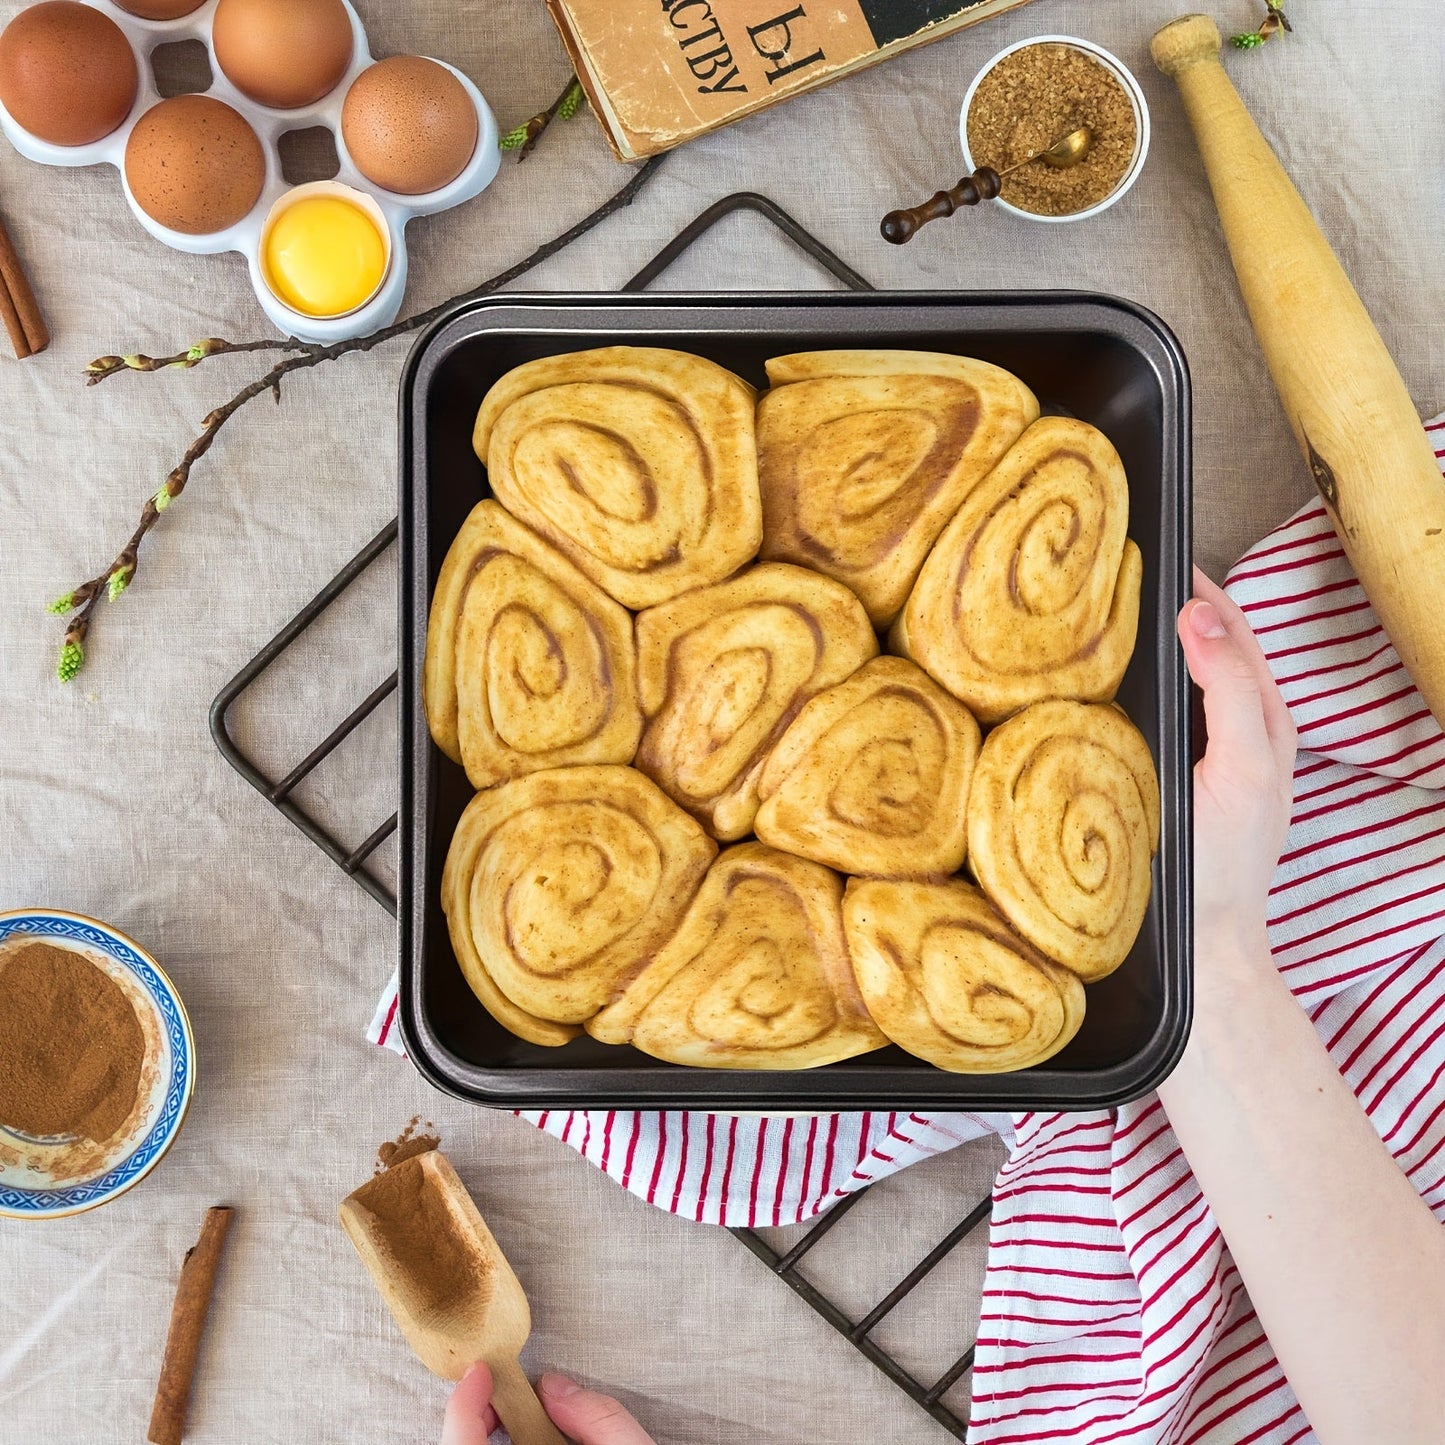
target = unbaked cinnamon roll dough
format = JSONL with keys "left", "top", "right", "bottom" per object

{"left": 426, "top": 347, "right": 1160, "bottom": 1071}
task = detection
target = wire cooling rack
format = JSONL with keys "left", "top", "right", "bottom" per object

{"left": 210, "top": 191, "right": 991, "bottom": 1440}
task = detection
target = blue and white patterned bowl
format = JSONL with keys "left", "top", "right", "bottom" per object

{"left": 0, "top": 910, "right": 194, "bottom": 1219}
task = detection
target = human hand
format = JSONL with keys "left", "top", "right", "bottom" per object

{"left": 1177, "top": 566, "right": 1297, "bottom": 961}
{"left": 442, "top": 1362, "right": 658, "bottom": 1444}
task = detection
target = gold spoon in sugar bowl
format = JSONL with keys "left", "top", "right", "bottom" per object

{"left": 881, "top": 126, "right": 1094, "bottom": 244}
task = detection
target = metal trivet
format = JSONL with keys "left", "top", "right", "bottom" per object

{"left": 211, "top": 191, "right": 989, "bottom": 1440}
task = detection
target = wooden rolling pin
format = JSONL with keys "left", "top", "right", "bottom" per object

{"left": 1152, "top": 15, "right": 1445, "bottom": 728}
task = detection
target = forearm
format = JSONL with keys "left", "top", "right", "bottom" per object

{"left": 1158, "top": 936, "right": 1445, "bottom": 1444}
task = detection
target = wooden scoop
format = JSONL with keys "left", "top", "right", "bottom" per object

{"left": 339, "top": 1149, "right": 568, "bottom": 1445}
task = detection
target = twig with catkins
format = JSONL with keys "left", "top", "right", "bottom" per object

{"left": 48, "top": 149, "right": 666, "bottom": 682}
{"left": 84, "top": 336, "right": 316, "bottom": 386}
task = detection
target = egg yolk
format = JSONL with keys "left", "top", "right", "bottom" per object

{"left": 263, "top": 197, "right": 387, "bottom": 318}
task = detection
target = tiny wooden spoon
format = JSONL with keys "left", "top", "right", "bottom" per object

{"left": 340, "top": 1149, "right": 568, "bottom": 1445}
{"left": 881, "top": 126, "right": 1094, "bottom": 243}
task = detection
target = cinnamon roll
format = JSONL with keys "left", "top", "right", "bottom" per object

{"left": 474, "top": 346, "right": 763, "bottom": 609}
{"left": 589, "top": 842, "right": 888, "bottom": 1069}
{"left": 967, "top": 700, "right": 1161, "bottom": 981}
{"left": 843, "top": 877, "right": 1086, "bottom": 1073}
{"left": 441, "top": 765, "right": 716, "bottom": 1045}
{"left": 892, "top": 415, "right": 1143, "bottom": 724}
{"left": 634, "top": 563, "right": 879, "bottom": 840}
{"left": 758, "top": 350, "right": 1038, "bottom": 625}
{"left": 423, "top": 500, "right": 643, "bottom": 789}
{"left": 754, "top": 656, "right": 981, "bottom": 878}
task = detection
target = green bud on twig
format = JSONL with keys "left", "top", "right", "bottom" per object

{"left": 186, "top": 338, "right": 228, "bottom": 365}
{"left": 501, "top": 76, "right": 584, "bottom": 159}
{"left": 1232, "top": 1, "right": 1292, "bottom": 49}
{"left": 154, "top": 486, "right": 173, "bottom": 512}
{"left": 108, "top": 570, "right": 131, "bottom": 602}
{"left": 557, "top": 80, "right": 584, "bottom": 122}
{"left": 47, "top": 592, "right": 76, "bottom": 615}
{"left": 57, "top": 639, "right": 83, "bottom": 683}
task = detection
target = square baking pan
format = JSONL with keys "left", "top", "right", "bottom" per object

{"left": 398, "top": 292, "right": 1192, "bottom": 1111}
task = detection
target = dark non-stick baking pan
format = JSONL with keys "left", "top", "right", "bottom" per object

{"left": 398, "top": 292, "right": 1192, "bottom": 1111}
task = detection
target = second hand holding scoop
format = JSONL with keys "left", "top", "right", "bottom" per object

{"left": 881, "top": 126, "right": 1094, "bottom": 243}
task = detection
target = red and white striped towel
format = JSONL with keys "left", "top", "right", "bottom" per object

{"left": 961, "top": 417, "right": 1445, "bottom": 1445}
{"left": 372, "top": 415, "right": 1445, "bottom": 1445}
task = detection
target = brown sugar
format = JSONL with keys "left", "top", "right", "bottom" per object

{"left": 0, "top": 941, "right": 145, "bottom": 1143}
{"left": 967, "top": 44, "right": 1138, "bottom": 217}
{"left": 351, "top": 1150, "right": 489, "bottom": 1316}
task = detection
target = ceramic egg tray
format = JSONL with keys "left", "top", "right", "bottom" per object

{"left": 0, "top": 0, "right": 500, "bottom": 341}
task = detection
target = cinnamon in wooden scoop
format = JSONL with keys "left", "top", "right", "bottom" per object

{"left": 340, "top": 1147, "right": 567, "bottom": 1444}
{"left": 346, "top": 1148, "right": 489, "bottom": 1316}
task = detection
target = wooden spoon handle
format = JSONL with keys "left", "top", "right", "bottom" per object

{"left": 491, "top": 1356, "right": 569, "bottom": 1445}
{"left": 880, "top": 168, "right": 1002, "bottom": 243}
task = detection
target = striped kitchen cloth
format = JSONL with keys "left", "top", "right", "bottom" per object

{"left": 960, "top": 416, "right": 1445, "bottom": 1445}
{"left": 372, "top": 418, "right": 1445, "bottom": 1441}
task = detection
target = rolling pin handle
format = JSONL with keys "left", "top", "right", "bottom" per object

{"left": 880, "top": 168, "right": 1002, "bottom": 243}
{"left": 1150, "top": 13, "right": 1223, "bottom": 75}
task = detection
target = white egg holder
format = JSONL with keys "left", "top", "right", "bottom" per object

{"left": 0, "top": 0, "right": 501, "bottom": 341}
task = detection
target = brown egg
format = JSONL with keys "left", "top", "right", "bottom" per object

{"left": 212, "top": 0, "right": 353, "bottom": 110}
{"left": 341, "top": 56, "right": 478, "bottom": 195}
{"left": 124, "top": 95, "right": 265, "bottom": 235}
{"left": 0, "top": 1, "right": 138, "bottom": 147}
{"left": 112, "top": 0, "right": 207, "bottom": 17}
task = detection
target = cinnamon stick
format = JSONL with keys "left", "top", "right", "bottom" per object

{"left": 0, "top": 209, "right": 49, "bottom": 359}
{"left": 147, "top": 1205, "right": 235, "bottom": 1445}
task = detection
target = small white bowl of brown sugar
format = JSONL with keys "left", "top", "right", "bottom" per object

{"left": 960, "top": 36, "right": 1149, "bottom": 222}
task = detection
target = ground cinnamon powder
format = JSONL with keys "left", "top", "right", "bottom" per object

{"left": 0, "top": 941, "right": 145, "bottom": 1142}
{"left": 351, "top": 1146, "right": 489, "bottom": 1315}
{"left": 376, "top": 1116, "right": 440, "bottom": 1172}
{"left": 967, "top": 44, "right": 1137, "bottom": 216}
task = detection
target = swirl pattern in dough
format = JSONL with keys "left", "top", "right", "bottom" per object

{"left": 634, "top": 563, "right": 879, "bottom": 840}
{"left": 843, "top": 877, "right": 1086, "bottom": 1073}
{"left": 754, "top": 656, "right": 981, "bottom": 878}
{"left": 589, "top": 842, "right": 887, "bottom": 1069}
{"left": 758, "top": 350, "right": 1038, "bottom": 625}
{"left": 441, "top": 765, "right": 717, "bottom": 1046}
{"left": 474, "top": 346, "right": 763, "bottom": 610}
{"left": 423, "top": 500, "right": 643, "bottom": 789}
{"left": 892, "top": 415, "right": 1143, "bottom": 724}
{"left": 967, "top": 700, "right": 1161, "bottom": 982}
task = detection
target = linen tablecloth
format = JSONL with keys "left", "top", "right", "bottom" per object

{"left": 1, "top": 2, "right": 1442, "bottom": 1441}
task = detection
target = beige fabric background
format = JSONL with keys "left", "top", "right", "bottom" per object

{"left": 1, "top": 2, "right": 1442, "bottom": 1442}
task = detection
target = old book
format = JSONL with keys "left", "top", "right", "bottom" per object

{"left": 546, "top": 0, "right": 1037, "bottom": 160}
